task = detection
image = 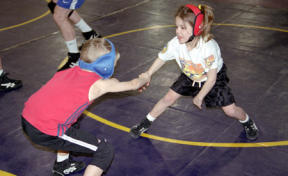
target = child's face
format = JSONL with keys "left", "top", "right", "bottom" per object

{"left": 175, "top": 16, "right": 193, "bottom": 44}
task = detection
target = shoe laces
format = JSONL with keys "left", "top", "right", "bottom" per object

{"left": 136, "top": 119, "right": 151, "bottom": 130}
{"left": 244, "top": 120, "right": 257, "bottom": 133}
{"left": 89, "top": 32, "right": 101, "bottom": 39}
{"left": 69, "top": 62, "right": 78, "bottom": 68}
{"left": 0, "top": 73, "right": 15, "bottom": 84}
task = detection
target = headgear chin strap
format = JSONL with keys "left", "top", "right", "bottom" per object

{"left": 79, "top": 39, "right": 116, "bottom": 79}
{"left": 185, "top": 4, "right": 204, "bottom": 43}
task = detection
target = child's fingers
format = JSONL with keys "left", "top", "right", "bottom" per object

{"left": 193, "top": 99, "right": 202, "bottom": 109}
{"left": 138, "top": 86, "right": 145, "bottom": 92}
{"left": 137, "top": 82, "right": 149, "bottom": 92}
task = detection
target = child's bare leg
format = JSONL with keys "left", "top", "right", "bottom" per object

{"left": 149, "top": 89, "right": 182, "bottom": 118}
{"left": 221, "top": 103, "right": 246, "bottom": 121}
{"left": 130, "top": 89, "right": 181, "bottom": 138}
{"left": 222, "top": 103, "right": 259, "bottom": 140}
{"left": 84, "top": 165, "right": 103, "bottom": 176}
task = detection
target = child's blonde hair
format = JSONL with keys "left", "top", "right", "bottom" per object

{"left": 175, "top": 4, "right": 214, "bottom": 42}
{"left": 80, "top": 38, "right": 119, "bottom": 63}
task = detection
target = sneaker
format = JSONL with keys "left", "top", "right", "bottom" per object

{"left": 242, "top": 119, "right": 259, "bottom": 141}
{"left": 0, "top": 72, "right": 22, "bottom": 92}
{"left": 129, "top": 118, "right": 152, "bottom": 139}
{"left": 52, "top": 157, "right": 85, "bottom": 176}
{"left": 57, "top": 53, "right": 80, "bottom": 72}
{"left": 82, "top": 30, "right": 101, "bottom": 40}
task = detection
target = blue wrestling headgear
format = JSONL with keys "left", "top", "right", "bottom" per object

{"left": 79, "top": 39, "right": 116, "bottom": 79}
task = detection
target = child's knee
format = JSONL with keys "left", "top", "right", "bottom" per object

{"left": 222, "top": 105, "right": 237, "bottom": 117}
{"left": 91, "top": 139, "right": 114, "bottom": 172}
{"left": 161, "top": 94, "right": 177, "bottom": 106}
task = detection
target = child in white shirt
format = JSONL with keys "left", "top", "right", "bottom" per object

{"left": 130, "top": 4, "right": 258, "bottom": 141}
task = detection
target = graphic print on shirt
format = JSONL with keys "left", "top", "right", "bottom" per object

{"left": 180, "top": 55, "right": 215, "bottom": 81}
{"left": 161, "top": 45, "right": 168, "bottom": 54}
{"left": 205, "top": 55, "right": 215, "bottom": 68}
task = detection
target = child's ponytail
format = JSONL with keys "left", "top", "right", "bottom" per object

{"left": 199, "top": 4, "right": 214, "bottom": 41}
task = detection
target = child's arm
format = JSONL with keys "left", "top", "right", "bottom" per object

{"left": 146, "top": 58, "right": 166, "bottom": 77}
{"left": 92, "top": 75, "right": 149, "bottom": 95}
{"left": 193, "top": 68, "right": 217, "bottom": 109}
{"left": 137, "top": 58, "right": 166, "bottom": 92}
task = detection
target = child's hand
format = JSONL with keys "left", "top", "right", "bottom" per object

{"left": 138, "top": 82, "right": 150, "bottom": 92}
{"left": 193, "top": 95, "right": 203, "bottom": 109}
{"left": 138, "top": 72, "right": 151, "bottom": 92}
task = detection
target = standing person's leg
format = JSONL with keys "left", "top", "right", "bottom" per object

{"left": 222, "top": 104, "right": 258, "bottom": 140}
{"left": 69, "top": 11, "right": 101, "bottom": 40}
{"left": 53, "top": 5, "right": 76, "bottom": 43}
{"left": 53, "top": 4, "right": 80, "bottom": 71}
{"left": 130, "top": 89, "right": 181, "bottom": 138}
{"left": 48, "top": 0, "right": 101, "bottom": 71}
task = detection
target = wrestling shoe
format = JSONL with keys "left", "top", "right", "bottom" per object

{"left": 0, "top": 72, "right": 22, "bottom": 92}
{"left": 79, "top": 30, "right": 102, "bottom": 51}
{"left": 52, "top": 157, "right": 85, "bottom": 176}
{"left": 57, "top": 52, "right": 80, "bottom": 72}
{"left": 82, "top": 30, "right": 101, "bottom": 40}
{"left": 242, "top": 119, "right": 259, "bottom": 141}
{"left": 129, "top": 118, "right": 152, "bottom": 139}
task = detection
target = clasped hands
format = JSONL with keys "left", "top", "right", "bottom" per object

{"left": 137, "top": 72, "right": 151, "bottom": 92}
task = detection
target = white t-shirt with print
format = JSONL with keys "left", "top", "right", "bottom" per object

{"left": 158, "top": 36, "right": 223, "bottom": 82}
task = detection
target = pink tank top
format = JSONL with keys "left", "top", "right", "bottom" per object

{"left": 22, "top": 66, "right": 101, "bottom": 136}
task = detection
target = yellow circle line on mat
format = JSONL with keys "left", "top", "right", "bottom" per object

{"left": 0, "top": 10, "right": 50, "bottom": 32}
{"left": 0, "top": 170, "right": 16, "bottom": 176}
{"left": 84, "top": 111, "right": 288, "bottom": 148}
{"left": 0, "top": 0, "right": 50, "bottom": 32}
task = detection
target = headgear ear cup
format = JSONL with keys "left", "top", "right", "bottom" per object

{"left": 185, "top": 4, "right": 204, "bottom": 36}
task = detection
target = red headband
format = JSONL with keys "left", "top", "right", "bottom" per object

{"left": 185, "top": 4, "right": 204, "bottom": 36}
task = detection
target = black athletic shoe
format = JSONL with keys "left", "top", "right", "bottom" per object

{"left": 52, "top": 157, "right": 85, "bottom": 176}
{"left": 242, "top": 119, "right": 259, "bottom": 141}
{"left": 57, "top": 52, "right": 80, "bottom": 72}
{"left": 129, "top": 118, "right": 152, "bottom": 139}
{"left": 0, "top": 72, "right": 22, "bottom": 92}
{"left": 82, "top": 30, "right": 101, "bottom": 40}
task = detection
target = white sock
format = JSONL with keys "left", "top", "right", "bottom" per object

{"left": 57, "top": 153, "right": 69, "bottom": 162}
{"left": 146, "top": 113, "right": 156, "bottom": 122}
{"left": 239, "top": 114, "right": 250, "bottom": 123}
{"left": 75, "top": 19, "right": 92, "bottom": 33}
{"left": 0, "top": 69, "right": 3, "bottom": 76}
{"left": 65, "top": 39, "right": 79, "bottom": 53}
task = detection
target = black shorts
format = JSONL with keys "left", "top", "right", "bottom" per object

{"left": 21, "top": 117, "right": 114, "bottom": 172}
{"left": 170, "top": 64, "right": 235, "bottom": 107}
